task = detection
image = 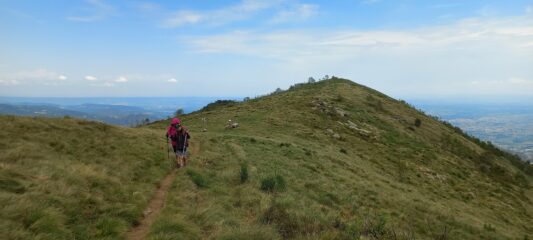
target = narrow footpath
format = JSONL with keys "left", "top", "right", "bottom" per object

{"left": 125, "top": 169, "right": 177, "bottom": 240}
{"left": 125, "top": 138, "right": 200, "bottom": 240}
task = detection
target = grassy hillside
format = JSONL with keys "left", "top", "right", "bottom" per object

{"left": 0, "top": 116, "right": 170, "bottom": 239}
{"left": 1, "top": 78, "right": 531, "bottom": 240}
{"left": 146, "top": 78, "right": 532, "bottom": 239}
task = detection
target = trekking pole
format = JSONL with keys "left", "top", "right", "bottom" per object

{"left": 166, "top": 137, "right": 172, "bottom": 169}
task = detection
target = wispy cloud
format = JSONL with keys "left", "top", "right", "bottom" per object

{"left": 115, "top": 76, "right": 128, "bottom": 83}
{"left": 180, "top": 14, "right": 533, "bottom": 95}
{"left": 269, "top": 4, "right": 319, "bottom": 24}
{"left": 67, "top": 0, "right": 114, "bottom": 22}
{"left": 161, "top": 0, "right": 284, "bottom": 28}
{"left": 167, "top": 78, "right": 178, "bottom": 83}
{"left": 85, "top": 75, "right": 98, "bottom": 81}
{"left": 58, "top": 75, "right": 67, "bottom": 80}
{"left": 183, "top": 15, "right": 533, "bottom": 58}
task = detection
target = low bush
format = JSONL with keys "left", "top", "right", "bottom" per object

{"left": 260, "top": 175, "right": 286, "bottom": 192}
{"left": 415, "top": 118, "right": 422, "bottom": 127}
{"left": 240, "top": 163, "right": 248, "bottom": 183}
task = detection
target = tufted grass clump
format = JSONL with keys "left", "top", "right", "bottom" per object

{"left": 260, "top": 175, "right": 286, "bottom": 193}
{"left": 240, "top": 163, "right": 248, "bottom": 183}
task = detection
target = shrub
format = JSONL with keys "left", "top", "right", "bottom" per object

{"left": 240, "top": 163, "right": 249, "bottom": 183}
{"left": 260, "top": 177, "right": 276, "bottom": 192}
{"left": 260, "top": 175, "right": 286, "bottom": 192}
{"left": 415, "top": 118, "right": 422, "bottom": 127}
{"left": 175, "top": 108, "right": 184, "bottom": 117}
{"left": 340, "top": 148, "right": 348, "bottom": 154}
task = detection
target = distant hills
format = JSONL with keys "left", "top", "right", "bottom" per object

{"left": 0, "top": 97, "right": 223, "bottom": 126}
{"left": 0, "top": 103, "right": 163, "bottom": 126}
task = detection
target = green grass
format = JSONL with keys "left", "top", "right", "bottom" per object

{"left": 0, "top": 116, "right": 170, "bottom": 239}
{"left": 1, "top": 78, "right": 532, "bottom": 239}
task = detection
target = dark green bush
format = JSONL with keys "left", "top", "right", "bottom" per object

{"left": 240, "top": 163, "right": 248, "bottom": 183}
{"left": 260, "top": 175, "right": 286, "bottom": 192}
{"left": 415, "top": 118, "right": 422, "bottom": 127}
{"left": 260, "top": 177, "right": 276, "bottom": 192}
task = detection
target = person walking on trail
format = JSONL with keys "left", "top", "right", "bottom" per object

{"left": 166, "top": 118, "right": 191, "bottom": 168}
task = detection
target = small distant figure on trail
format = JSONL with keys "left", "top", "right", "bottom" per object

{"left": 166, "top": 118, "right": 190, "bottom": 168}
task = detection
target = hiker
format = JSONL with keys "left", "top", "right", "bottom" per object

{"left": 166, "top": 118, "right": 191, "bottom": 168}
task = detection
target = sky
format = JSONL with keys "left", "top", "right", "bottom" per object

{"left": 1, "top": 0, "right": 532, "bottom": 98}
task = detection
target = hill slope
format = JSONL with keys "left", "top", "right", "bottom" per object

{"left": 0, "top": 116, "right": 170, "bottom": 239}
{"left": 146, "top": 78, "right": 532, "bottom": 239}
{"left": 1, "top": 78, "right": 532, "bottom": 240}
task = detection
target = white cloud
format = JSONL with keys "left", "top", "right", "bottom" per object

{"left": 58, "top": 75, "right": 67, "bottom": 80}
{"left": 161, "top": 0, "right": 284, "bottom": 28}
{"left": 183, "top": 15, "right": 533, "bottom": 58}
{"left": 168, "top": 78, "right": 178, "bottom": 83}
{"left": 67, "top": 0, "right": 114, "bottom": 22}
{"left": 85, "top": 75, "right": 98, "bottom": 81}
{"left": 180, "top": 14, "right": 533, "bottom": 96}
{"left": 164, "top": 11, "right": 204, "bottom": 27}
{"left": 115, "top": 76, "right": 128, "bottom": 83}
{"left": 269, "top": 4, "right": 318, "bottom": 24}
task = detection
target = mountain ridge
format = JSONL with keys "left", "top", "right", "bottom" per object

{"left": 1, "top": 78, "right": 532, "bottom": 239}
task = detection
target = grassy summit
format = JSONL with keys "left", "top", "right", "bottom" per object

{"left": 1, "top": 78, "right": 532, "bottom": 239}
{"left": 146, "top": 78, "right": 532, "bottom": 239}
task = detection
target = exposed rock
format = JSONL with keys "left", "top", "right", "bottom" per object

{"left": 226, "top": 119, "right": 239, "bottom": 129}
{"left": 332, "top": 133, "right": 341, "bottom": 139}
{"left": 338, "top": 120, "right": 377, "bottom": 140}
{"left": 335, "top": 107, "right": 349, "bottom": 117}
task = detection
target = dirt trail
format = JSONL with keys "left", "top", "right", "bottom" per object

{"left": 125, "top": 139, "right": 200, "bottom": 240}
{"left": 125, "top": 169, "right": 176, "bottom": 240}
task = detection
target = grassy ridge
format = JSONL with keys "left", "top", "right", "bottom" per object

{"left": 0, "top": 116, "right": 169, "bottom": 239}
{"left": 147, "top": 78, "right": 532, "bottom": 239}
{"left": 0, "top": 78, "right": 531, "bottom": 239}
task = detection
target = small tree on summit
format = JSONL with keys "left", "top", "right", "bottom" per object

{"left": 308, "top": 77, "right": 316, "bottom": 83}
{"left": 175, "top": 108, "right": 184, "bottom": 117}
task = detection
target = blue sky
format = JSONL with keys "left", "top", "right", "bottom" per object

{"left": 1, "top": 0, "right": 532, "bottom": 98}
